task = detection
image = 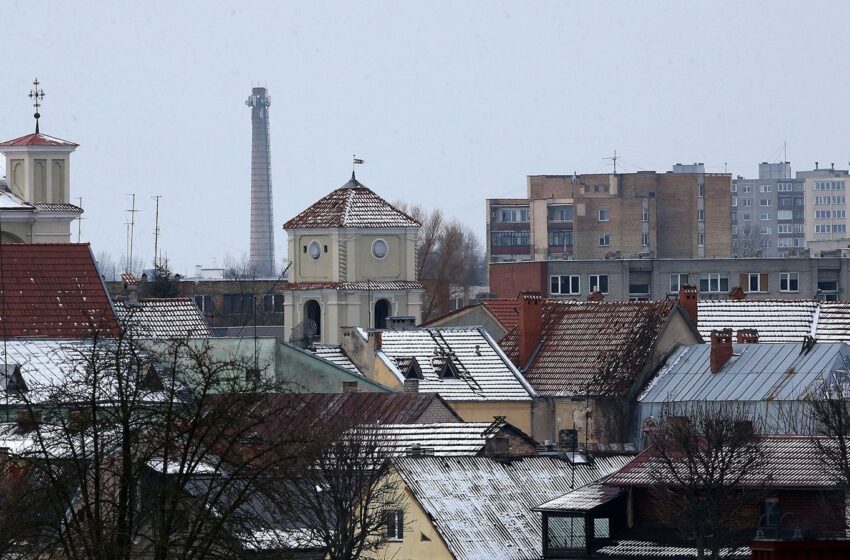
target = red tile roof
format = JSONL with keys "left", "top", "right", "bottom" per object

{"left": 283, "top": 175, "right": 419, "bottom": 229}
{"left": 481, "top": 299, "right": 521, "bottom": 331}
{"left": 500, "top": 300, "right": 679, "bottom": 397}
{"left": 605, "top": 436, "right": 839, "bottom": 489}
{"left": 0, "top": 133, "right": 78, "bottom": 147}
{"left": 0, "top": 243, "right": 117, "bottom": 337}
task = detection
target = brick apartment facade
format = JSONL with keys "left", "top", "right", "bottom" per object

{"left": 486, "top": 165, "right": 732, "bottom": 271}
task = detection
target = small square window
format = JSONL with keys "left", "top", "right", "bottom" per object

{"left": 598, "top": 209, "right": 609, "bottom": 222}
{"left": 599, "top": 234, "right": 610, "bottom": 247}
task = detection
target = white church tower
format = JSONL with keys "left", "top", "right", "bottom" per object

{"left": 282, "top": 172, "right": 423, "bottom": 344}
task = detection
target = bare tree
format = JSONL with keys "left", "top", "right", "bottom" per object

{"left": 732, "top": 224, "right": 765, "bottom": 258}
{"left": 94, "top": 251, "right": 119, "bottom": 282}
{"left": 648, "top": 404, "right": 770, "bottom": 560}
{"left": 0, "top": 329, "right": 309, "bottom": 560}
{"left": 395, "top": 202, "right": 485, "bottom": 321}
{"left": 287, "top": 419, "right": 407, "bottom": 560}
{"left": 119, "top": 254, "right": 146, "bottom": 278}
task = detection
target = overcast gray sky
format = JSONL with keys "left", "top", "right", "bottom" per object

{"left": 2, "top": 1, "right": 848, "bottom": 275}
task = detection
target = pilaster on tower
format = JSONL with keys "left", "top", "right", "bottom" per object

{"left": 245, "top": 87, "right": 275, "bottom": 278}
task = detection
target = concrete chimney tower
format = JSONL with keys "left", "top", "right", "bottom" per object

{"left": 245, "top": 87, "right": 275, "bottom": 278}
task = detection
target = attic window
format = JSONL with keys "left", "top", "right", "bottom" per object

{"left": 440, "top": 361, "right": 460, "bottom": 379}
{"left": 1, "top": 364, "right": 26, "bottom": 393}
{"left": 405, "top": 359, "right": 423, "bottom": 380}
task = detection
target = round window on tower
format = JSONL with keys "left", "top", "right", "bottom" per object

{"left": 371, "top": 238, "right": 388, "bottom": 260}
{"left": 308, "top": 240, "right": 321, "bottom": 260}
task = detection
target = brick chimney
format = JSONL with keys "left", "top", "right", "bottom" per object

{"left": 403, "top": 378, "right": 419, "bottom": 393}
{"left": 587, "top": 291, "right": 604, "bottom": 302}
{"left": 518, "top": 291, "right": 543, "bottom": 367}
{"left": 678, "top": 284, "right": 698, "bottom": 326}
{"left": 710, "top": 328, "right": 733, "bottom": 374}
{"left": 736, "top": 329, "right": 759, "bottom": 344}
{"left": 373, "top": 331, "right": 382, "bottom": 351}
{"left": 729, "top": 286, "right": 746, "bottom": 300}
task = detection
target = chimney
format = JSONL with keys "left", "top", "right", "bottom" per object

{"left": 403, "top": 378, "right": 419, "bottom": 393}
{"left": 710, "top": 328, "right": 734, "bottom": 374}
{"left": 127, "top": 284, "right": 140, "bottom": 306}
{"left": 373, "top": 331, "right": 382, "bottom": 351}
{"left": 517, "top": 291, "right": 543, "bottom": 367}
{"left": 587, "top": 291, "right": 604, "bottom": 302}
{"left": 736, "top": 329, "right": 759, "bottom": 344}
{"left": 678, "top": 284, "right": 698, "bottom": 326}
{"left": 816, "top": 161, "right": 819, "bottom": 170}
{"left": 729, "top": 286, "right": 746, "bottom": 300}
{"left": 245, "top": 87, "right": 275, "bottom": 278}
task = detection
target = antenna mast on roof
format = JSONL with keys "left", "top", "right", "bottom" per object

{"left": 152, "top": 195, "right": 162, "bottom": 268}
{"left": 604, "top": 150, "right": 618, "bottom": 174}
{"left": 28, "top": 78, "right": 45, "bottom": 134}
{"left": 125, "top": 194, "right": 138, "bottom": 273}
{"left": 76, "top": 197, "right": 83, "bottom": 243}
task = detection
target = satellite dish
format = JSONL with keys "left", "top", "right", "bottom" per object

{"left": 289, "top": 319, "right": 317, "bottom": 350}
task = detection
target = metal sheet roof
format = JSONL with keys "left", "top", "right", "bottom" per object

{"left": 394, "top": 455, "right": 632, "bottom": 560}
{"left": 379, "top": 327, "right": 534, "bottom": 401}
{"left": 534, "top": 480, "right": 622, "bottom": 512}
{"left": 640, "top": 342, "right": 850, "bottom": 403}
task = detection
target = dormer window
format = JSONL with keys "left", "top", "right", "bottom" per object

{"left": 440, "top": 360, "right": 460, "bottom": 379}
{"left": 308, "top": 240, "right": 321, "bottom": 260}
{"left": 405, "top": 359, "right": 423, "bottom": 380}
{"left": 1, "top": 363, "right": 26, "bottom": 394}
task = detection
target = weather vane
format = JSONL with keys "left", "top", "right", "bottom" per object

{"left": 28, "top": 78, "right": 45, "bottom": 134}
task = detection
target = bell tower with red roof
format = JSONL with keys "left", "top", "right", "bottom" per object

{"left": 0, "top": 79, "right": 82, "bottom": 243}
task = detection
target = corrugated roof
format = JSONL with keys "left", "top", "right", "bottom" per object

{"left": 0, "top": 243, "right": 118, "bottom": 337}
{"left": 605, "top": 436, "right": 839, "bottom": 489}
{"left": 501, "top": 301, "right": 680, "bottom": 397}
{"left": 813, "top": 302, "right": 850, "bottom": 341}
{"left": 375, "top": 423, "right": 495, "bottom": 456}
{"left": 640, "top": 342, "right": 850, "bottom": 403}
{"left": 394, "top": 455, "right": 632, "bottom": 560}
{"left": 113, "top": 298, "right": 212, "bottom": 339}
{"left": 534, "top": 480, "right": 622, "bottom": 512}
{"left": 595, "top": 540, "right": 749, "bottom": 559}
{"left": 379, "top": 327, "right": 534, "bottom": 401}
{"left": 311, "top": 345, "right": 362, "bottom": 375}
{"left": 698, "top": 300, "right": 818, "bottom": 342}
{"left": 283, "top": 176, "right": 419, "bottom": 229}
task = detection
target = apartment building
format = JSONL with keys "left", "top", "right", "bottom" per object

{"left": 801, "top": 164, "right": 850, "bottom": 246}
{"left": 486, "top": 165, "right": 732, "bottom": 266}
{"left": 489, "top": 256, "right": 849, "bottom": 302}
{"left": 732, "top": 162, "right": 805, "bottom": 257}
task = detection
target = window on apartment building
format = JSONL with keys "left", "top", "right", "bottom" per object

{"left": 742, "top": 185, "right": 752, "bottom": 193}
{"left": 551, "top": 275, "right": 580, "bottom": 295}
{"left": 699, "top": 184, "right": 705, "bottom": 197}
{"left": 760, "top": 199, "right": 771, "bottom": 206}
{"left": 836, "top": 210, "right": 847, "bottom": 218}
{"left": 778, "top": 238, "right": 793, "bottom": 248}
{"left": 834, "top": 224, "right": 847, "bottom": 234}
{"left": 760, "top": 212, "right": 771, "bottom": 221}
{"left": 760, "top": 184, "right": 772, "bottom": 193}
{"left": 833, "top": 196, "right": 847, "bottom": 204}
{"left": 386, "top": 510, "right": 404, "bottom": 540}
{"left": 794, "top": 224, "right": 805, "bottom": 233}
{"left": 731, "top": 183, "right": 738, "bottom": 193}
{"left": 642, "top": 232, "right": 649, "bottom": 247}
{"left": 777, "top": 224, "right": 792, "bottom": 234}
{"left": 732, "top": 225, "right": 738, "bottom": 235}
{"left": 223, "top": 294, "right": 255, "bottom": 315}
{"left": 497, "top": 208, "right": 530, "bottom": 223}
{"left": 641, "top": 207, "right": 649, "bottom": 221}
{"left": 779, "top": 198, "right": 793, "bottom": 207}
{"left": 491, "top": 231, "right": 530, "bottom": 246}
{"left": 743, "top": 212, "right": 752, "bottom": 221}
{"left": 777, "top": 210, "right": 793, "bottom": 221}
{"left": 193, "top": 294, "right": 212, "bottom": 313}
{"left": 780, "top": 273, "right": 799, "bottom": 292}
{"left": 670, "top": 273, "right": 689, "bottom": 293}
{"left": 778, "top": 182, "right": 793, "bottom": 192}
{"left": 263, "top": 294, "right": 284, "bottom": 313}
{"left": 743, "top": 199, "right": 753, "bottom": 207}
{"left": 598, "top": 209, "right": 609, "bottom": 222}
{"left": 816, "top": 224, "right": 830, "bottom": 233}
{"left": 697, "top": 209, "right": 705, "bottom": 221}
{"left": 548, "top": 205, "right": 574, "bottom": 222}
{"left": 760, "top": 226, "right": 772, "bottom": 235}
{"left": 732, "top": 196, "right": 737, "bottom": 207}
{"left": 762, "top": 239, "right": 772, "bottom": 248}
{"left": 599, "top": 233, "right": 610, "bottom": 247}
{"left": 699, "top": 273, "right": 729, "bottom": 293}
{"left": 548, "top": 230, "right": 573, "bottom": 247}
{"left": 816, "top": 210, "right": 829, "bottom": 219}
{"left": 589, "top": 275, "right": 609, "bottom": 294}
{"left": 698, "top": 233, "right": 705, "bottom": 247}
{"left": 745, "top": 273, "right": 768, "bottom": 293}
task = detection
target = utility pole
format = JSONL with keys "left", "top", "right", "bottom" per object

{"left": 152, "top": 195, "right": 162, "bottom": 268}
{"left": 76, "top": 197, "right": 83, "bottom": 243}
{"left": 125, "top": 194, "right": 138, "bottom": 273}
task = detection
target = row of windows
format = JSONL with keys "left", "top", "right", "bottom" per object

{"left": 550, "top": 274, "right": 609, "bottom": 295}
{"left": 738, "top": 212, "right": 774, "bottom": 221}
{"left": 815, "top": 181, "right": 846, "bottom": 191}
{"left": 778, "top": 238, "right": 806, "bottom": 248}
{"left": 777, "top": 224, "right": 805, "bottom": 234}
{"left": 553, "top": 272, "right": 805, "bottom": 296}
{"left": 815, "top": 224, "right": 847, "bottom": 233}
{"left": 734, "top": 183, "right": 804, "bottom": 193}
{"left": 815, "top": 196, "right": 846, "bottom": 205}
{"left": 491, "top": 231, "right": 530, "bottom": 246}
{"left": 493, "top": 208, "right": 530, "bottom": 223}
{"left": 815, "top": 210, "right": 847, "bottom": 219}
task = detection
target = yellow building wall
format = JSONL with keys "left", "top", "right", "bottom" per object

{"left": 380, "top": 470, "right": 455, "bottom": 560}
{"left": 356, "top": 234, "right": 405, "bottom": 280}
{"left": 448, "top": 401, "right": 533, "bottom": 436}
{"left": 295, "top": 234, "right": 334, "bottom": 281}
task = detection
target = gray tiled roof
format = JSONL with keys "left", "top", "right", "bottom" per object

{"left": 378, "top": 327, "right": 534, "bottom": 401}
{"left": 698, "top": 300, "right": 817, "bottom": 342}
{"left": 640, "top": 341, "right": 850, "bottom": 403}
{"left": 393, "top": 455, "right": 632, "bottom": 560}
{"left": 311, "top": 345, "right": 362, "bottom": 375}
{"left": 374, "top": 423, "right": 495, "bottom": 456}
{"left": 114, "top": 298, "right": 212, "bottom": 339}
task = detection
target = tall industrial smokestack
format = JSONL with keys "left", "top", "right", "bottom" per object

{"left": 245, "top": 87, "right": 275, "bottom": 278}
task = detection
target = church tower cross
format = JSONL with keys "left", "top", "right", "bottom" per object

{"left": 28, "top": 78, "right": 45, "bottom": 134}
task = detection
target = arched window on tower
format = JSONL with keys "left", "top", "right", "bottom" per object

{"left": 375, "top": 299, "right": 390, "bottom": 329}
{"left": 304, "top": 300, "right": 322, "bottom": 342}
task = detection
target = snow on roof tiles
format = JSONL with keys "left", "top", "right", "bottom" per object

{"left": 534, "top": 480, "right": 622, "bottom": 512}
{"left": 311, "top": 345, "right": 362, "bottom": 375}
{"left": 378, "top": 327, "right": 534, "bottom": 401}
{"left": 393, "top": 455, "right": 632, "bottom": 560}
{"left": 375, "top": 423, "right": 496, "bottom": 456}
{"left": 698, "top": 300, "right": 818, "bottom": 342}
{"left": 113, "top": 298, "right": 212, "bottom": 339}
{"left": 0, "top": 243, "right": 118, "bottom": 337}
{"left": 283, "top": 176, "right": 419, "bottom": 229}
{"left": 33, "top": 202, "right": 83, "bottom": 213}
{"left": 500, "top": 301, "right": 679, "bottom": 397}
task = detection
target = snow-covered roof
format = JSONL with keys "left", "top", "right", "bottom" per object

{"left": 378, "top": 327, "right": 534, "bottom": 401}
{"left": 698, "top": 300, "right": 818, "bottom": 342}
{"left": 640, "top": 341, "right": 850, "bottom": 403}
{"left": 393, "top": 455, "right": 632, "bottom": 560}
{"left": 310, "top": 345, "right": 362, "bottom": 375}
{"left": 0, "top": 188, "right": 31, "bottom": 210}
{"left": 534, "top": 480, "right": 622, "bottom": 512}
{"left": 113, "top": 298, "right": 212, "bottom": 339}
{"left": 283, "top": 174, "right": 419, "bottom": 229}
{"left": 374, "top": 423, "right": 501, "bottom": 456}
